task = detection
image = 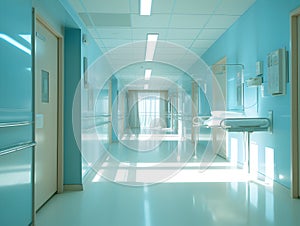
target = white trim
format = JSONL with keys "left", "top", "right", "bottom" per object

{"left": 35, "top": 14, "right": 64, "bottom": 194}
{"left": 33, "top": 11, "right": 65, "bottom": 215}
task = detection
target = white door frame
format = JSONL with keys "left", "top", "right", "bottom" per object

{"left": 33, "top": 10, "right": 64, "bottom": 204}
{"left": 291, "top": 7, "right": 300, "bottom": 198}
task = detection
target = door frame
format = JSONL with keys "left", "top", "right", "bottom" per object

{"left": 33, "top": 10, "right": 64, "bottom": 204}
{"left": 291, "top": 7, "right": 300, "bottom": 198}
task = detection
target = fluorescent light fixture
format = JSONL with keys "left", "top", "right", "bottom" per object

{"left": 140, "top": 0, "right": 152, "bottom": 16}
{"left": 144, "top": 69, "right": 152, "bottom": 80}
{"left": 0, "top": 33, "right": 31, "bottom": 55}
{"left": 144, "top": 84, "right": 149, "bottom": 90}
{"left": 145, "top": 33, "right": 158, "bottom": 61}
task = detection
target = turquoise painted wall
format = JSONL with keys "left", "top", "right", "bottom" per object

{"left": 0, "top": 0, "right": 33, "bottom": 225}
{"left": 202, "top": 0, "right": 300, "bottom": 188}
{"left": 64, "top": 27, "right": 83, "bottom": 185}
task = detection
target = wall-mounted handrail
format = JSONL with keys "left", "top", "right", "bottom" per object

{"left": 0, "top": 142, "right": 36, "bottom": 156}
{"left": 0, "top": 121, "right": 33, "bottom": 128}
{"left": 82, "top": 114, "right": 111, "bottom": 119}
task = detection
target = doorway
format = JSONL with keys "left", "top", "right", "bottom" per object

{"left": 291, "top": 7, "right": 300, "bottom": 198}
{"left": 34, "top": 15, "right": 63, "bottom": 210}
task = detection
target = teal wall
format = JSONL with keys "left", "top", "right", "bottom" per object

{"left": 0, "top": 0, "right": 102, "bottom": 223}
{"left": 0, "top": 0, "right": 33, "bottom": 225}
{"left": 58, "top": 0, "right": 104, "bottom": 180}
{"left": 64, "top": 28, "right": 83, "bottom": 185}
{"left": 202, "top": 0, "right": 300, "bottom": 188}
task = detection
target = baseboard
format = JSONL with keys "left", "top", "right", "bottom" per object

{"left": 63, "top": 184, "right": 83, "bottom": 191}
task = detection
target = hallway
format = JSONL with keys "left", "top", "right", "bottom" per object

{"left": 36, "top": 156, "right": 300, "bottom": 226}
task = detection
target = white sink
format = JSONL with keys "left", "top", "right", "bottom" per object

{"left": 220, "top": 117, "right": 271, "bottom": 132}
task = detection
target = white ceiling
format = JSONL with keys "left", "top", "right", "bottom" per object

{"left": 68, "top": 0, "right": 255, "bottom": 90}
{"left": 68, "top": 0, "right": 255, "bottom": 56}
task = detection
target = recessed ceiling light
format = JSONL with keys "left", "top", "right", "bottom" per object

{"left": 140, "top": 0, "right": 152, "bottom": 16}
{"left": 145, "top": 33, "right": 158, "bottom": 61}
{"left": 144, "top": 69, "right": 152, "bottom": 80}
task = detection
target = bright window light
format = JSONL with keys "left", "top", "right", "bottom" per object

{"left": 144, "top": 69, "right": 152, "bottom": 80}
{"left": 145, "top": 33, "right": 158, "bottom": 61}
{"left": 19, "top": 34, "right": 31, "bottom": 44}
{"left": 0, "top": 33, "right": 31, "bottom": 55}
{"left": 140, "top": 0, "right": 152, "bottom": 16}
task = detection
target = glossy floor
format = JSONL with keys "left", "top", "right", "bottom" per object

{"left": 36, "top": 158, "right": 300, "bottom": 226}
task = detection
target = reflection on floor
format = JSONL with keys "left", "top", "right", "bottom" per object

{"left": 36, "top": 147, "right": 300, "bottom": 226}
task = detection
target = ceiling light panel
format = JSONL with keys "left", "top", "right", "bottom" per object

{"left": 132, "top": 28, "right": 168, "bottom": 40}
{"left": 140, "top": 0, "right": 152, "bottom": 15}
{"left": 145, "top": 33, "right": 158, "bottom": 61}
{"left": 144, "top": 69, "right": 152, "bottom": 80}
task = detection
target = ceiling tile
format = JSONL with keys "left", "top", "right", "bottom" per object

{"left": 173, "top": 0, "right": 219, "bottom": 14}
{"left": 190, "top": 47, "right": 208, "bottom": 56}
{"left": 198, "top": 28, "right": 226, "bottom": 40}
{"left": 81, "top": 0, "right": 130, "bottom": 13}
{"left": 98, "top": 39, "right": 133, "bottom": 49}
{"left": 166, "top": 29, "right": 200, "bottom": 39}
{"left": 131, "top": 14, "right": 170, "bottom": 28}
{"left": 205, "top": 15, "right": 239, "bottom": 29}
{"left": 68, "top": 0, "right": 85, "bottom": 12}
{"left": 167, "top": 40, "right": 194, "bottom": 48}
{"left": 215, "top": 0, "right": 256, "bottom": 15}
{"left": 88, "top": 28, "right": 132, "bottom": 39}
{"left": 169, "top": 15, "right": 210, "bottom": 29}
{"left": 79, "top": 13, "right": 131, "bottom": 27}
{"left": 192, "top": 39, "right": 215, "bottom": 48}
{"left": 132, "top": 28, "right": 168, "bottom": 40}
{"left": 129, "top": 0, "right": 139, "bottom": 14}
{"left": 151, "top": 0, "right": 174, "bottom": 14}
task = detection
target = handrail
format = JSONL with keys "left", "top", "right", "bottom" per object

{"left": 0, "top": 121, "right": 33, "bottom": 128}
{"left": 83, "top": 121, "right": 111, "bottom": 131}
{"left": 0, "top": 142, "right": 36, "bottom": 156}
{"left": 82, "top": 114, "right": 111, "bottom": 119}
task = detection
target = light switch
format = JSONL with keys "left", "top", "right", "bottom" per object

{"left": 35, "top": 114, "right": 44, "bottom": 129}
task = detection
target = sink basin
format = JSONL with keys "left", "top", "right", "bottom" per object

{"left": 220, "top": 118, "right": 271, "bottom": 132}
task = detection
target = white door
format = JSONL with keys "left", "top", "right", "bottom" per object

{"left": 35, "top": 20, "right": 58, "bottom": 211}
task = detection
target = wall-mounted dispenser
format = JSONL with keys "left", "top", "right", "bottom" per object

{"left": 267, "top": 48, "right": 287, "bottom": 96}
{"left": 256, "top": 61, "right": 263, "bottom": 76}
{"left": 246, "top": 76, "right": 263, "bottom": 87}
